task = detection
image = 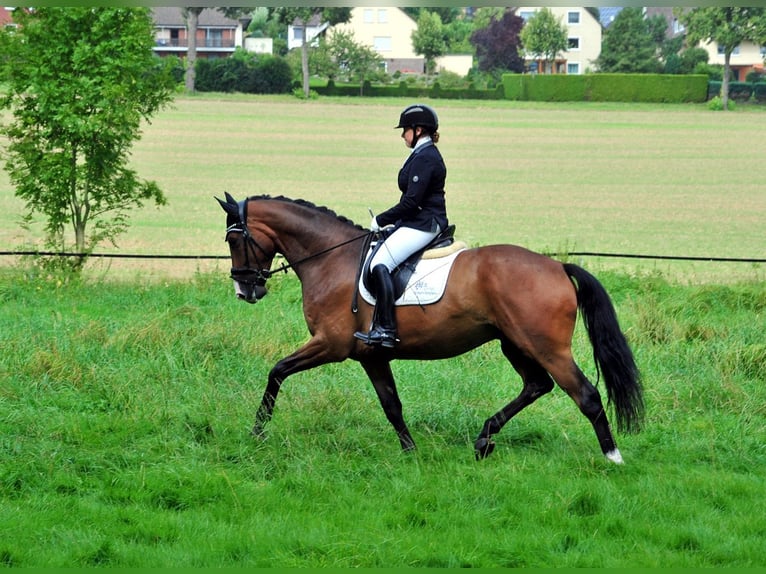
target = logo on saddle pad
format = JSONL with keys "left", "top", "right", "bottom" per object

{"left": 359, "top": 242, "right": 466, "bottom": 306}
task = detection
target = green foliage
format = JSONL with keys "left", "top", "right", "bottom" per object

{"left": 502, "top": 73, "right": 709, "bottom": 103}
{"left": 596, "top": 7, "right": 662, "bottom": 73}
{"left": 323, "top": 30, "right": 383, "bottom": 93}
{"left": 195, "top": 51, "right": 292, "bottom": 94}
{"left": 411, "top": 10, "right": 448, "bottom": 76}
{"left": 519, "top": 8, "right": 568, "bottom": 74}
{"left": 679, "top": 7, "right": 766, "bottom": 110}
{"left": 1, "top": 269, "right": 765, "bottom": 566}
{"left": 0, "top": 7, "right": 175, "bottom": 263}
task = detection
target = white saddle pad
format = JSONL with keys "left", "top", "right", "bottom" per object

{"left": 359, "top": 248, "right": 465, "bottom": 307}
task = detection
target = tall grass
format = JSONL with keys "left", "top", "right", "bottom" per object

{"left": 1, "top": 95, "right": 764, "bottom": 566}
{"left": 1, "top": 267, "right": 764, "bottom": 567}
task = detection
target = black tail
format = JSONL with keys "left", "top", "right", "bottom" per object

{"left": 564, "top": 263, "right": 644, "bottom": 434}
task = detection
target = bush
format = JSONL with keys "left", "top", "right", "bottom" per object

{"left": 728, "top": 81, "right": 753, "bottom": 102}
{"left": 194, "top": 51, "right": 292, "bottom": 94}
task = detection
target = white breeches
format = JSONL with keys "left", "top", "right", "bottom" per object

{"left": 371, "top": 226, "right": 440, "bottom": 272}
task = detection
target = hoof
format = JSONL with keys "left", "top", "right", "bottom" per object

{"left": 474, "top": 437, "right": 495, "bottom": 460}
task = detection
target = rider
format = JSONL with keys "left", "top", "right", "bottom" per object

{"left": 354, "top": 103, "right": 449, "bottom": 348}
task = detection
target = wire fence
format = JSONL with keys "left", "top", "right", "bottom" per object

{"left": 1, "top": 250, "right": 764, "bottom": 264}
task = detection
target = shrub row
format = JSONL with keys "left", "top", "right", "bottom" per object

{"left": 313, "top": 79, "right": 505, "bottom": 100}
{"left": 502, "top": 73, "right": 709, "bottom": 103}
{"left": 707, "top": 81, "right": 766, "bottom": 102}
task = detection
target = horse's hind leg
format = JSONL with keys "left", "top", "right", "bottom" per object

{"left": 361, "top": 359, "right": 416, "bottom": 452}
{"left": 475, "top": 340, "right": 555, "bottom": 459}
{"left": 548, "top": 358, "right": 623, "bottom": 464}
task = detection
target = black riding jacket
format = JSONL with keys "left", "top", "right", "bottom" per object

{"left": 376, "top": 141, "right": 448, "bottom": 233}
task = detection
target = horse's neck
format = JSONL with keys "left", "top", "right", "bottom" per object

{"left": 267, "top": 206, "right": 359, "bottom": 270}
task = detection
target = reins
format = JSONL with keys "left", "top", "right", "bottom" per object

{"left": 265, "top": 231, "right": 372, "bottom": 279}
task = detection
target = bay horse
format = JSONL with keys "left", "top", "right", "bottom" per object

{"left": 217, "top": 193, "right": 644, "bottom": 464}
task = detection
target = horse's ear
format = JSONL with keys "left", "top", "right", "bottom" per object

{"left": 225, "top": 191, "right": 237, "bottom": 205}
{"left": 215, "top": 195, "right": 239, "bottom": 216}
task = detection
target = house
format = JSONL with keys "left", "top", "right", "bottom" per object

{"left": 1, "top": 7, "right": 16, "bottom": 29}
{"left": 287, "top": 13, "right": 328, "bottom": 51}
{"left": 151, "top": 7, "right": 249, "bottom": 59}
{"left": 518, "top": 7, "right": 602, "bottom": 74}
{"left": 328, "top": 7, "right": 424, "bottom": 75}
{"left": 697, "top": 40, "right": 766, "bottom": 81}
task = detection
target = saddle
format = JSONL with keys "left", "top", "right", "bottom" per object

{"left": 354, "top": 225, "right": 464, "bottom": 310}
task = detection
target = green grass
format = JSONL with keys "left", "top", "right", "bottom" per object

{"left": 1, "top": 95, "right": 765, "bottom": 566}
{"left": 1, "top": 95, "right": 764, "bottom": 282}
{"left": 1, "top": 268, "right": 765, "bottom": 567}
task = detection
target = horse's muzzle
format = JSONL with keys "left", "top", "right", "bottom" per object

{"left": 233, "top": 281, "right": 268, "bottom": 304}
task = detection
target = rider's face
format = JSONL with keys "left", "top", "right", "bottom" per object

{"left": 401, "top": 126, "right": 421, "bottom": 148}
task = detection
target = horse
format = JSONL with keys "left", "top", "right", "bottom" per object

{"left": 216, "top": 193, "right": 644, "bottom": 464}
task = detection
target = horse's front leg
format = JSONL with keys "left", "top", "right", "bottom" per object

{"left": 252, "top": 336, "right": 339, "bottom": 437}
{"left": 360, "top": 359, "right": 415, "bottom": 452}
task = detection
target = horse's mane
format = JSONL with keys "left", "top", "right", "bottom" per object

{"left": 247, "top": 194, "right": 366, "bottom": 231}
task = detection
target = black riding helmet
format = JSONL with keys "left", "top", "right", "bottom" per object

{"left": 395, "top": 103, "right": 439, "bottom": 133}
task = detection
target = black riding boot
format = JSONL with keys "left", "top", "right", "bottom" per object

{"left": 354, "top": 264, "right": 398, "bottom": 348}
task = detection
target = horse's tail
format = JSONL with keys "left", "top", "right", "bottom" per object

{"left": 563, "top": 263, "right": 644, "bottom": 434}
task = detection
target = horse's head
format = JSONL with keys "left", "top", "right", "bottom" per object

{"left": 216, "top": 192, "right": 273, "bottom": 303}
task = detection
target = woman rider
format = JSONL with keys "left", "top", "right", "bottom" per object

{"left": 354, "top": 103, "right": 449, "bottom": 348}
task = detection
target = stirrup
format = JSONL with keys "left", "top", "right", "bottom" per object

{"left": 354, "top": 327, "right": 399, "bottom": 348}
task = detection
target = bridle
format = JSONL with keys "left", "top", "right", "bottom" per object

{"left": 225, "top": 198, "right": 371, "bottom": 293}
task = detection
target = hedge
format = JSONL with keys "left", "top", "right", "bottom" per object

{"left": 313, "top": 80, "right": 505, "bottom": 100}
{"left": 502, "top": 73, "right": 708, "bottom": 103}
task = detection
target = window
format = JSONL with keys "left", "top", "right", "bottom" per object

{"left": 207, "top": 29, "right": 223, "bottom": 48}
{"left": 567, "top": 11, "right": 580, "bottom": 24}
{"left": 373, "top": 36, "right": 391, "bottom": 52}
{"left": 567, "top": 62, "right": 580, "bottom": 74}
{"left": 519, "top": 11, "right": 534, "bottom": 22}
{"left": 377, "top": 9, "right": 387, "bottom": 24}
{"left": 718, "top": 44, "right": 740, "bottom": 55}
{"left": 364, "top": 9, "right": 374, "bottom": 24}
{"left": 568, "top": 37, "right": 580, "bottom": 51}
{"left": 293, "top": 27, "right": 303, "bottom": 41}
{"left": 760, "top": 45, "right": 766, "bottom": 57}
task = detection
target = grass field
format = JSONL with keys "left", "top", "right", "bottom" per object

{"left": 1, "top": 95, "right": 765, "bottom": 566}
{"left": 1, "top": 94, "right": 764, "bottom": 282}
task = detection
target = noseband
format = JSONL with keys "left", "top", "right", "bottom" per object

{"left": 225, "top": 220, "right": 272, "bottom": 289}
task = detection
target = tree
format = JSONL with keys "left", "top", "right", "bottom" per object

{"left": 183, "top": 8, "right": 203, "bottom": 93}
{"left": 276, "top": 7, "right": 351, "bottom": 98}
{"left": 679, "top": 7, "right": 766, "bottom": 110}
{"left": 324, "top": 30, "right": 383, "bottom": 94}
{"left": 411, "top": 10, "right": 448, "bottom": 77}
{"left": 595, "top": 7, "right": 662, "bottom": 73}
{"left": 520, "top": 8, "right": 568, "bottom": 74}
{"left": 470, "top": 9, "right": 526, "bottom": 78}
{"left": 0, "top": 7, "right": 176, "bottom": 265}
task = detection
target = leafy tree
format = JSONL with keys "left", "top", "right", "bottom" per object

{"left": 470, "top": 9, "right": 525, "bottom": 79}
{"left": 0, "top": 7, "right": 176, "bottom": 265}
{"left": 324, "top": 30, "right": 383, "bottom": 94}
{"left": 520, "top": 8, "right": 568, "bottom": 74}
{"left": 276, "top": 7, "right": 351, "bottom": 98}
{"left": 595, "top": 7, "right": 662, "bottom": 73}
{"left": 678, "top": 7, "right": 766, "bottom": 110}
{"left": 412, "top": 10, "right": 448, "bottom": 77}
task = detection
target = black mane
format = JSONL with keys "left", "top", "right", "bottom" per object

{"left": 247, "top": 194, "right": 366, "bottom": 231}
